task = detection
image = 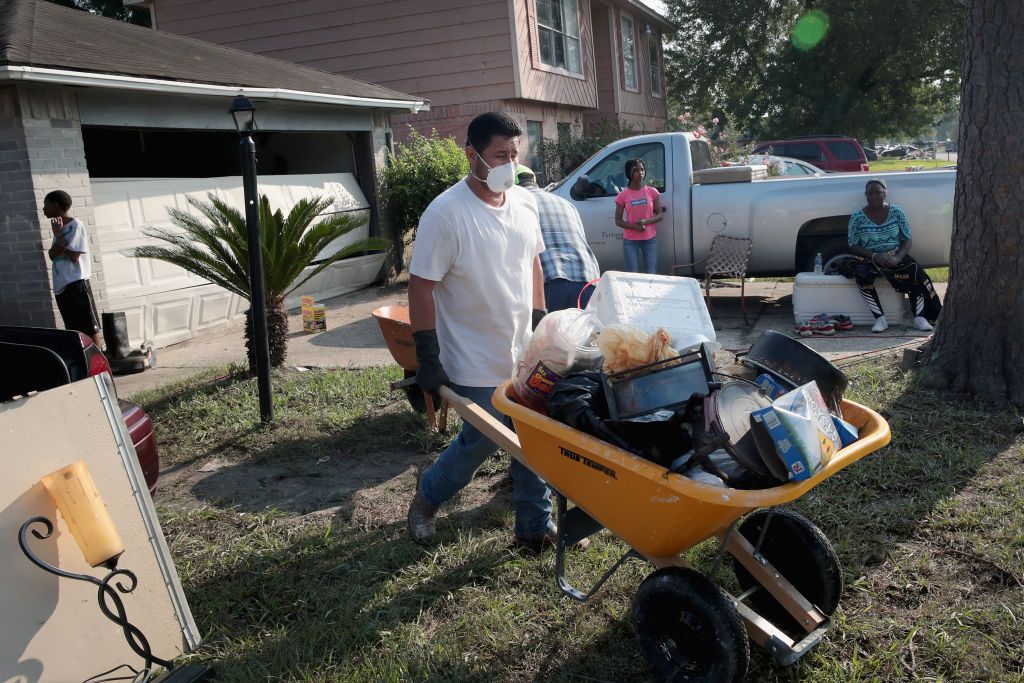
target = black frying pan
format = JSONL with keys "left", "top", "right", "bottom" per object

{"left": 740, "top": 330, "right": 848, "bottom": 416}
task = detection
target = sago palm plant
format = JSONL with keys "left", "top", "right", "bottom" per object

{"left": 127, "top": 193, "right": 387, "bottom": 369}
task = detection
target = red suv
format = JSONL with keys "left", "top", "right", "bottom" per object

{"left": 752, "top": 136, "right": 870, "bottom": 173}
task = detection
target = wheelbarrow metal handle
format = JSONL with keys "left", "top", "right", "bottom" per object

{"left": 439, "top": 386, "right": 525, "bottom": 464}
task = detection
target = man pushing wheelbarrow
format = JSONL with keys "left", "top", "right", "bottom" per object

{"left": 404, "top": 112, "right": 561, "bottom": 553}
{"left": 396, "top": 112, "right": 893, "bottom": 682}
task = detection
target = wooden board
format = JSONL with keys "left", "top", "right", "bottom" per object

{"left": 0, "top": 375, "right": 200, "bottom": 681}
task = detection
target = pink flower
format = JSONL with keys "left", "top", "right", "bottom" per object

{"left": 680, "top": 112, "right": 691, "bottom": 121}
{"left": 712, "top": 117, "right": 720, "bottom": 125}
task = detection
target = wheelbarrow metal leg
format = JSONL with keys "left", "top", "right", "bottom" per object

{"left": 722, "top": 529, "right": 828, "bottom": 633}
{"left": 554, "top": 492, "right": 637, "bottom": 602}
{"left": 735, "top": 595, "right": 832, "bottom": 667}
{"left": 422, "top": 393, "right": 449, "bottom": 436}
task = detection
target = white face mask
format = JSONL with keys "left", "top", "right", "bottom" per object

{"left": 473, "top": 153, "right": 517, "bottom": 193}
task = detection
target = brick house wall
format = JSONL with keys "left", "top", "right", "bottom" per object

{"left": 0, "top": 84, "right": 105, "bottom": 330}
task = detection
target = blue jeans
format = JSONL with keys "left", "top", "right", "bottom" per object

{"left": 544, "top": 278, "right": 594, "bottom": 312}
{"left": 418, "top": 384, "right": 553, "bottom": 539}
{"left": 623, "top": 237, "right": 658, "bottom": 274}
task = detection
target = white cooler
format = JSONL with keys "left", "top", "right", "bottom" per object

{"left": 587, "top": 271, "right": 719, "bottom": 351}
{"left": 793, "top": 273, "right": 907, "bottom": 326}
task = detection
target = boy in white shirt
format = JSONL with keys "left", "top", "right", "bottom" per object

{"left": 44, "top": 190, "right": 101, "bottom": 346}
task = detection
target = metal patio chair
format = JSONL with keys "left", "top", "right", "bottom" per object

{"left": 672, "top": 235, "right": 754, "bottom": 326}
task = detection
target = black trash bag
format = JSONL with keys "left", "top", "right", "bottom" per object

{"left": 546, "top": 371, "right": 695, "bottom": 468}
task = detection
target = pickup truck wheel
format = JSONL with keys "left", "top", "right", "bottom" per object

{"left": 809, "top": 237, "right": 854, "bottom": 275}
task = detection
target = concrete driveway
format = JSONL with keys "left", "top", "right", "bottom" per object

{"left": 116, "top": 279, "right": 944, "bottom": 397}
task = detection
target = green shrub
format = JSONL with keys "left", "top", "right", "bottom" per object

{"left": 537, "top": 119, "right": 641, "bottom": 183}
{"left": 380, "top": 128, "right": 468, "bottom": 271}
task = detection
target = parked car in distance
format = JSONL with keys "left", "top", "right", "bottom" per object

{"left": 863, "top": 147, "right": 878, "bottom": 161}
{"left": 0, "top": 326, "right": 159, "bottom": 492}
{"left": 880, "top": 145, "right": 919, "bottom": 158}
{"left": 730, "top": 154, "right": 825, "bottom": 177}
{"left": 752, "top": 135, "right": 870, "bottom": 173}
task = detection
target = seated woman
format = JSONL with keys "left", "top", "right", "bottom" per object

{"left": 843, "top": 178, "right": 942, "bottom": 332}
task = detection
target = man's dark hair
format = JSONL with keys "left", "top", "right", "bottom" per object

{"left": 466, "top": 112, "right": 521, "bottom": 153}
{"left": 44, "top": 190, "right": 73, "bottom": 211}
{"left": 624, "top": 158, "right": 646, "bottom": 179}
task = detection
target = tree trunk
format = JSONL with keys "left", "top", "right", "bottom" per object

{"left": 920, "top": 0, "right": 1024, "bottom": 406}
{"left": 245, "top": 299, "right": 289, "bottom": 372}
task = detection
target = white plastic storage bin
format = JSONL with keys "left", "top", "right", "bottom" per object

{"left": 587, "top": 271, "right": 719, "bottom": 351}
{"left": 793, "top": 273, "right": 906, "bottom": 326}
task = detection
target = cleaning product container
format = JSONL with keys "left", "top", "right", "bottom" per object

{"left": 587, "top": 272, "right": 719, "bottom": 352}
{"left": 792, "top": 273, "right": 906, "bottom": 326}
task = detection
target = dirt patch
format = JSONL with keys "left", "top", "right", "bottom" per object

{"left": 154, "top": 443, "right": 515, "bottom": 532}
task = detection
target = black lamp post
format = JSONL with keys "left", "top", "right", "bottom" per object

{"left": 229, "top": 94, "right": 273, "bottom": 423}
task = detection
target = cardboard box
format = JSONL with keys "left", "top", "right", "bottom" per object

{"left": 750, "top": 382, "right": 842, "bottom": 481}
{"left": 302, "top": 296, "right": 327, "bottom": 332}
{"left": 754, "top": 373, "right": 787, "bottom": 399}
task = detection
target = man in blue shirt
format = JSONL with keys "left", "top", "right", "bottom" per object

{"left": 517, "top": 168, "right": 600, "bottom": 310}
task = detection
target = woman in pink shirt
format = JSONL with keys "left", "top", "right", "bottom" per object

{"left": 614, "top": 158, "right": 663, "bottom": 273}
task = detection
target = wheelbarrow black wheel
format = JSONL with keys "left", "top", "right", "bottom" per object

{"left": 633, "top": 567, "right": 748, "bottom": 683}
{"left": 402, "top": 370, "right": 427, "bottom": 414}
{"left": 732, "top": 508, "right": 843, "bottom": 636}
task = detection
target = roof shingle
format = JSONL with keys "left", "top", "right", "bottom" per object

{"left": 0, "top": 0, "right": 423, "bottom": 104}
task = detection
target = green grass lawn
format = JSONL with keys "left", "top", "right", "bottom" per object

{"left": 136, "top": 362, "right": 1023, "bottom": 682}
{"left": 869, "top": 158, "right": 954, "bottom": 171}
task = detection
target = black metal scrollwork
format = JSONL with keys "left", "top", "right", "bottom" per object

{"left": 18, "top": 516, "right": 173, "bottom": 672}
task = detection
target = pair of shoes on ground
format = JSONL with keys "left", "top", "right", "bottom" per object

{"left": 797, "top": 314, "right": 852, "bottom": 336}
{"left": 869, "top": 315, "right": 934, "bottom": 333}
{"left": 408, "top": 485, "right": 590, "bottom": 553}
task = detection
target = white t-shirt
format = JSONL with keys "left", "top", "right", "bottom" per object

{"left": 51, "top": 218, "right": 91, "bottom": 295}
{"left": 410, "top": 179, "right": 544, "bottom": 387}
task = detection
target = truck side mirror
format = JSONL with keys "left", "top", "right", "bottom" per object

{"left": 570, "top": 174, "right": 591, "bottom": 201}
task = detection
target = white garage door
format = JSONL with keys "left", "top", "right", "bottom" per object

{"left": 91, "top": 173, "right": 370, "bottom": 349}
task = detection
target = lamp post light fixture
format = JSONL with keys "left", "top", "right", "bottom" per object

{"left": 229, "top": 94, "right": 274, "bottom": 424}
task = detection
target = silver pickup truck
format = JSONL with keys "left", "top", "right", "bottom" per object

{"left": 549, "top": 132, "right": 955, "bottom": 275}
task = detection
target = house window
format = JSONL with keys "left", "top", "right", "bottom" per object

{"left": 621, "top": 14, "right": 637, "bottom": 91}
{"left": 537, "top": 0, "right": 582, "bottom": 74}
{"left": 648, "top": 33, "right": 662, "bottom": 97}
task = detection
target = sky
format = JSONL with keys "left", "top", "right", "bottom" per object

{"left": 639, "top": 0, "right": 668, "bottom": 17}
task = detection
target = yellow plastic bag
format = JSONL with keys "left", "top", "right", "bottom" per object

{"left": 597, "top": 325, "right": 679, "bottom": 373}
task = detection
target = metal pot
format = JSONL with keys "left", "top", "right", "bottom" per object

{"left": 741, "top": 330, "right": 848, "bottom": 414}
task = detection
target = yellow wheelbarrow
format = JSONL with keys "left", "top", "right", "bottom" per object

{"left": 372, "top": 304, "right": 448, "bottom": 433}
{"left": 439, "top": 382, "right": 891, "bottom": 682}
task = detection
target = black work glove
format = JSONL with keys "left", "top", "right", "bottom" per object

{"left": 412, "top": 329, "right": 449, "bottom": 405}
{"left": 532, "top": 308, "right": 547, "bottom": 331}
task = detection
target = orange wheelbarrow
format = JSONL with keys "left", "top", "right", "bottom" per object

{"left": 372, "top": 305, "right": 448, "bottom": 433}
{"left": 438, "top": 382, "right": 891, "bottom": 682}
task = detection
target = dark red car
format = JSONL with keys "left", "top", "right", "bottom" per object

{"left": 753, "top": 136, "right": 870, "bottom": 173}
{"left": 0, "top": 326, "right": 159, "bottom": 492}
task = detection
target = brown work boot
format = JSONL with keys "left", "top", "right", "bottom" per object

{"left": 407, "top": 490, "right": 438, "bottom": 545}
{"left": 513, "top": 526, "right": 591, "bottom": 555}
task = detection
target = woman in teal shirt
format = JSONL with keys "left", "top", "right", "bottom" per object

{"left": 844, "top": 178, "right": 942, "bottom": 332}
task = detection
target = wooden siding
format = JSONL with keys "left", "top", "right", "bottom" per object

{"left": 514, "top": 0, "right": 599, "bottom": 109}
{"left": 152, "top": 0, "right": 517, "bottom": 108}
{"left": 588, "top": 2, "right": 617, "bottom": 119}
{"left": 608, "top": 3, "right": 666, "bottom": 123}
